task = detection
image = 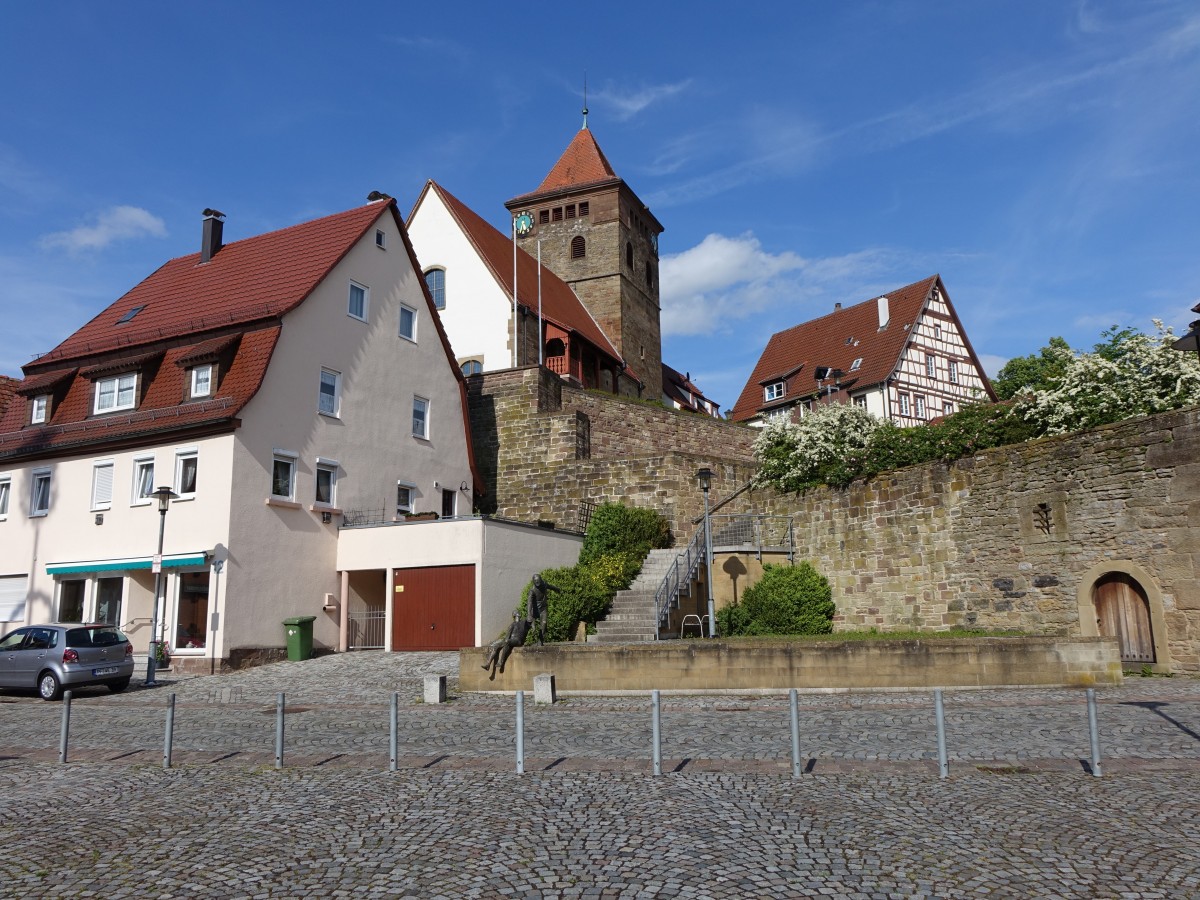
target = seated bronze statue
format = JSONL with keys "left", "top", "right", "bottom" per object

{"left": 482, "top": 612, "right": 531, "bottom": 680}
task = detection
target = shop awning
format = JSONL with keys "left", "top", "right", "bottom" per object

{"left": 46, "top": 552, "right": 210, "bottom": 575}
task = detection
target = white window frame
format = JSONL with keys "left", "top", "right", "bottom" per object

{"left": 315, "top": 458, "right": 338, "bottom": 507}
{"left": 131, "top": 457, "right": 155, "bottom": 506}
{"left": 898, "top": 392, "right": 911, "bottom": 417}
{"left": 175, "top": 449, "right": 198, "bottom": 499}
{"left": 375, "top": 229, "right": 386, "bottom": 249}
{"left": 0, "top": 474, "right": 10, "bottom": 520}
{"left": 925, "top": 354, "right": 937, "bottom": 379}
{"left": 348, "top": 281, "right": 369, "bottom": 322}
{"left": 30, "top": 394, "right": 48, "bottom": 424}
{"left": 764, "top": 381, "right": 784, "bottom": 402}
{"left": 190, "top": 364, "right": 213, "bottom": 399}
{"left": 396, "top": 481, "right": 415, "bottom": 516}
{"left": 94, "top": 372, "right": 138, "bottom": 414}
{"left": 852, "top": 395, "right": 866, "bottom": 409}
{"left": 424, "top": 268, "right": 446, "bottom": 311}
{"left": 30, "top": 468, "right": 51, "bottom": 517}
{"left": 849, "top": 358, "right": 863, "bottom": 372}
{"left": 944, "top": 401, "right": 955, "bottom": 417}
{"left": 915, "top": 395, "right": 926, "bottom": 419}
{"left": 399, "top": 303, "right": 418, "bottom": 342}
{"left": 91, "top": 460, "right": 114, "bottom": 511}
{"left": 319, "top": 368, "right": 341, "bottom": 418}
{"left": 272, "top": 450, "right": 298, "bottom": 502}
{"left": 412, "top": 396, "right": 429, "bottom": 439}
{"left": 948, "top": 360, "right": 959, "bottom": 385}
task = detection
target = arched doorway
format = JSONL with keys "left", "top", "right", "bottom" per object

{"left": 1092, "top": 573, "right": 1155, "bottom": 664}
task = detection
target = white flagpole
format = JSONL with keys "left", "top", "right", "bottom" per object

{"left": 512, "top": 217, "right": 518, "bottom": 368}
{"left": 537, "top": 241, "right": 543, "bottom": 366}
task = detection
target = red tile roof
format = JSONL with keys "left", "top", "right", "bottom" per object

{"left": 416, "top": 181, "right": 627, "bottom": 372}
{"left": 662, "top": 362, "right": 720, "bottom": 415}
{"left": 527, "top": 128, "right": 619, "bottom": 197}
{"left": 0, "top": 376, "right": 17, "bottom": 419}
{"left": 0, "top": 327, "right": 280, "bottom": 461}
{"left": 730, "top": 276, "right": 940, "bottom": 422}
{"left": 29, "top": 201, "right": 393, "bottom": 369}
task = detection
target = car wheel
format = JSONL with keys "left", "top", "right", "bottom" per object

{"left": 107, "top": 678, "right": 131, "bottom": 694}
{"left": 38, "top": 671, "right": 63, "bottom": 702}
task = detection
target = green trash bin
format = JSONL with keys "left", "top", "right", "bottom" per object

{"left": 283, "top": 616, "right": 317, "bottom": 661}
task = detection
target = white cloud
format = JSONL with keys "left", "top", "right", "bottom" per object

{"left": 40, "top": 206, "right": 167, "bottom": 253}
{"left": 594, "top": 79, "right": 692, "bottom": 121}
{"left": 660, "top": 232, "right": 893, "bottom": 337}
{"left": 978, "top": 354, "right": 1009, "bottom": 378}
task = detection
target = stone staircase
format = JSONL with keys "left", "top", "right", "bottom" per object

{"left": 591, "top": 548, "right": 693, "bottom": 643}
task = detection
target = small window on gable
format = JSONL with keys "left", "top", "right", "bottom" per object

{"left": 190, "top": 364, "right": 213, "bottom": 399}
{"left": 30, "top": 395, "right": 49, "bottom": 424}
{"left": 764, "top": 382, "right": 785, "bottom": 402}
{"left": 539, "top": 210, "right": 550, "bottom": 225}
{"left": 412, "top": 396, "right": 429, "bottom": 439}
{"left": 348, "top": 281, "right": 368, "bottom": 322}
{"left": 116, "top": 305, "right": 145, "bottom": 325}
{"left": 850, "top": 358, "right": 863, "bottom": 371}
{"left": 424, "top": 269, "right": 445, "bottom": 310}
{"left": 571, "top": 236, "right": 586, "bottom": 259}
{"left": 272, "top": 451, "right": 297, "bottom": 501}
{"left": 552, "top": 207, "right": 563, "bottom": 222}
{"left": 399, "top": 304, "right": 417, "bottom": 342}
{"left": 375, "top": 229, "right": 386, "bottom": 249}
{"left": 315, "top": 459, "right": 338, "bottom": 506}
{"left": 566, "top": 204, "right": 576, "bottom": 219}
{"left": 578, "top": 202, "right": 589, "bottom": 217}
{"left": 94, "top": 373, "right": 137, "bottom": 414}
{"left": 319, "top": 369, "right": 341, "bottom": 417}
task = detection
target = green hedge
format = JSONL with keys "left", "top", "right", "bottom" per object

{"left": 717, "top": 562, "right": 834, "bottom": 637}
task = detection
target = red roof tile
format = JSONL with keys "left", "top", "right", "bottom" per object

{"left": 30, "top": 201, "right": 393, "bottom": 369}
{"left": 730, "top": 276, "right": 940, "bottom": 422}
{"left": 14, "top": 368, "right": 76, "bottom": 396}
{"left": 662, "top": 362, "right": 720, "bottom": 414}
{"left": 0, "top": 376, "right": 17, "bottom": 418}
{"left": 418, "top": 181, "right": 626, "bottom": 369}
{"left": 530, "top": 128, "right": 618, "bottom": 195}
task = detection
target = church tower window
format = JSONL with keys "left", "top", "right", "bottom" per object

{"left": 571, "top": 236, "right": 586, "bottom": 259}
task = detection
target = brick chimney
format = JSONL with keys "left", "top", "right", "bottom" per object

{"left": 201, "top": 208, "right": 225, "bottom": 263}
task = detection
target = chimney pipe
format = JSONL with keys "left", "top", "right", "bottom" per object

{"left": 201, "top": 208, "right": 226, "bottom": 263}
{"left": 834, "top": 302, "right": 842, "bottom": 311}
{"left": 877, "top": 296, "right": 890, "bottom": 329}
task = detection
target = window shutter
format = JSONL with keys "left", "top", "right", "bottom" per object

{"left": 92, "top": 464, "right": 114, "bottom": 508}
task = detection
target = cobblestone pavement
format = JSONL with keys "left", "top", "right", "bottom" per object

{"left": 1, "top": 652, "right": 1198, "bottom": 897}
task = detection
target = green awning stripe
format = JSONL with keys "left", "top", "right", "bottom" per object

{"left": 47, "top": 554, "right": 208, "bottom": 575}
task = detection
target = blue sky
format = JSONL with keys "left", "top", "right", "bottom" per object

{"left": 2, "top": 2, "right": 1198, "bottom": 409}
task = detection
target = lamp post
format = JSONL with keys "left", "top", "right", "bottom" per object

{"left": 696, "top": 467, "right": 717, "bottom": 638}
{"left": 144, "top": 486, "right": 179, "bottom": 686}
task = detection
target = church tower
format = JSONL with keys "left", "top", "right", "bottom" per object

{"left": 505, "top": 120, "right": 664, "bottom": 400}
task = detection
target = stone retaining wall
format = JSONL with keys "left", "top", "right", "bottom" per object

{"left": 459, "top": 637, "right": 1122, "bottom": 692}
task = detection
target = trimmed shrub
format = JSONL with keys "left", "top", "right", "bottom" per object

{"left": 580, "top": 503, "right": 671, "bottom": 565}
{"left": 717, "top": 562, "right": 834, "bottom": 637}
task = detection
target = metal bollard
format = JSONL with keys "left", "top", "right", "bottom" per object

{"left": 163, "top": 693, "right": 176, "bottom": 769}
{"left": 58, "top": 690, "right": 72, "bottom": 764}
{"left": 934, "top": 689, "right": 948, "bottom": 779}
{"left": 389, "top": 691, "right": 398, "bottom": 773}
{"left": 789, "top": 688, "right": 802, "bottom": 777}
{"left": 515, "top": 690, "right": 525, "bottom": 775}
{"left": 651, "top": 690, "right": 662, "bottom": 776}
{"left": 1086, "top": 688, "right": 1102, "bottom": 777}
{"left": 275, "top": 692, "right": 285, "bottom": 769}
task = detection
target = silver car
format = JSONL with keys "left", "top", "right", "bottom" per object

{"left": 0, "top": 624, "right": 135, "bottom": 700}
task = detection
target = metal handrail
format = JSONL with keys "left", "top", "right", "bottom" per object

{"left": 652, "top": 520, "right": 708, "bottom": 637}
{"left": 709, "top": 514, "right": 795, "bottom": 561}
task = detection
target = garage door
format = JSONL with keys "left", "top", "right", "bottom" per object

{"left": 391, "top": 565, "right": 475, "bottom": 650}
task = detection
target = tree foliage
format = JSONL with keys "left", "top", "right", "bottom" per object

{"left": 753, "top": 321, "right": 1200, "bottom": 492}
{"left": 717, "top": 562, "right": 834, "bottom": 637}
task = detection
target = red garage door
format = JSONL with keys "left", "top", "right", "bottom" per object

{"left": 392, "top": 564, "right": 475, "bottom": 650}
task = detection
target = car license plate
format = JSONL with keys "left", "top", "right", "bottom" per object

{"left": 92, "top": 667, "right": 119, "bottom": 676}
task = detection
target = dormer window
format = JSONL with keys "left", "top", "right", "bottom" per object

{"left": 94, "top": 373, "right": 137, "bottom": 414}
{"left": 30, "top": 395, "right": 49, "bottom": 424}
{"left": 764, "top": 381, "right": 785, "bottom": 402}
{"left": 190, "top": 364, "right": 213, "bottom": 399}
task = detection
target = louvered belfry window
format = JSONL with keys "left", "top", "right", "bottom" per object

{"left": 571, "top": 236, "right": 586, "bottom": 259}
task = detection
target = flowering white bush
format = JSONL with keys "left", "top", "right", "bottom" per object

{"left": 1014, "top": 321, "right": 1200, "bottom": 436}
{"left": 752, "top": 402, "right": 886, "bottom": 491}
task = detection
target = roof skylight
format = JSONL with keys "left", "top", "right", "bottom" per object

{"left": 116, "top": 305, "right": 146, "bottom": 325}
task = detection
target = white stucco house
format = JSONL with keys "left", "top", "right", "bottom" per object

{"left": 0, "top": 197, "right": 524, "bottom": 669}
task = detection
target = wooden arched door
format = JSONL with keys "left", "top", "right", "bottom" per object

{"left": 1092, "top": 573, "right": 1155, "bottom": 664}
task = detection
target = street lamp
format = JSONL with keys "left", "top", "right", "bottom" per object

{"left": 144, "top": 485, "right": 179, "bottom": 686}
{"left": 696, "top": 467, "right": 717, "bottom": 638}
